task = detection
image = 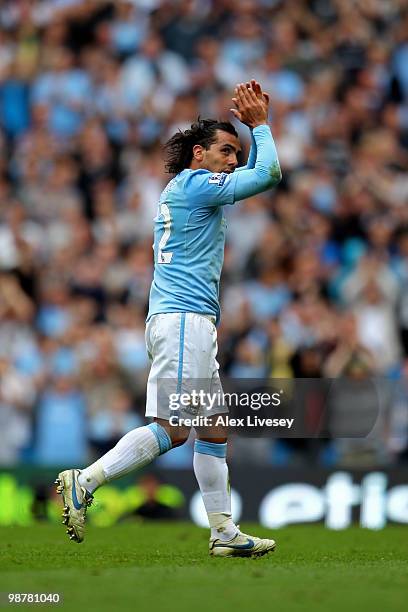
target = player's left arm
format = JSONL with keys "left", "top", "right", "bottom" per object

{"left": 228, "top": 83, "right": 281, "bottom": 200}
{"left": 234, "top": 129, "right": 256, "bottom": 173}
{"left": 184, "top": 123, "right": 280, "bottom": 207}
{"left": 184, "top": 84, "right": 279, "bottom": 207}
{"left": 234, "top": 81, "right": 269, "bottom": 173}
{"left": 232, "top": 124, "right": 281, "bottom": 200}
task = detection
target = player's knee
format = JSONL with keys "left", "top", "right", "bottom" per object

{"left": 196, "top": 423, "right": 228, "bottom": 444}
{"left": 170, "top": 428, "right": 191, "bottom": 447}
{"left": 153, "top": 418, "right": 190, "bottom": 447}
{"left": 197, "top": 436, "right": 227, "bottom": 444}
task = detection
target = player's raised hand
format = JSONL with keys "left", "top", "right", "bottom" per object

{"left": 247, "top": 79, "right": 270, "bottom": 109}
{"left": 231, "top": 79, "right": 268, "bottom": 115}
{"left": 230, "top": 81, "right": 269, "bottom": 128}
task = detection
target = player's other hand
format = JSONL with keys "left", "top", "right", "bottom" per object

{"left": 230, "top": 80, "right": 269, "bottom": 128}
{"left": 248, "top": 79, "right": 270, "bottom": 109}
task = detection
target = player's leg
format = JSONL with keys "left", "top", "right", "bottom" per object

{"left": 194, "top": 422, "right": 236, "bottom": 540}
{"left": 56, "top": 420, "right": 190, "bottom": 542}
{"left": 55, "top": 313, "right": 190, "bottom": 543}
{"left": 78, "top": 418, "right": 189, "bottom": 492}
{"left": 194, "top": 423, "right": 275, "bottom": 557}
{"left": 192, "top": 320, "right": 275, "bottom": 557}
{"left": 185, "top": 316, "right": 240, "bottom": 543}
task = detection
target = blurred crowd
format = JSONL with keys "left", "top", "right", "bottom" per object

{"left": 1, "top": 0, "right": 408, "bottom": 469}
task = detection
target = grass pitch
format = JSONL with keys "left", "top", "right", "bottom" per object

{"left": 1, "top": 523, "right": 407, "bottom": 612}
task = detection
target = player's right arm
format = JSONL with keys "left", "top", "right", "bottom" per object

{"left": 234, "top": 81, "right": 269, "bottom": 173}
{"left": 231, "top": 82, "right": 281, "bottom": 199}
{"left": 234, "top": 129, "right": 257, "bottom": 173}
{"left": 184, "top": 127, "right": 281, "bottom": 207}
{"left": 233, "top": 123, "right": 281, "bottom": 199}
{"left": 184, "top": 83, "right": 281, "bottom": 206}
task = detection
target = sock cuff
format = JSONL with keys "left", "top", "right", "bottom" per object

{"left": 194, "top": 440, "right": 227, "bottom": 458}
{"left": 208, "top": 511, "right": 234, "bottom": 530}
{"left": 147, "top": 423, "right": 172, "bottom": 455}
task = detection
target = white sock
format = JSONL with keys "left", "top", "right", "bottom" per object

{"left": 78, "top": 423, "right": 171, "bottom": 493}
{"left": 193, "top": 440, "right": 238, "bottom": 541}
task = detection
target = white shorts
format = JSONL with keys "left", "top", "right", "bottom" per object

{"left": 145, "top": 312, "right": 227, "bottom": 420}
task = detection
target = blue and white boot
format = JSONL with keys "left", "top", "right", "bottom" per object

{"left": 209, "top": 530, "right": 276, "bottom": 558}
{"left": 55, "top": 469, "right": 93, "bottom": 543}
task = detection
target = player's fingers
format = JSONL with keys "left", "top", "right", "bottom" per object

{"left": 240, "top": 81, "right": 255, "bottom": 99}
{"left": 230, "top": 108, "right": 242, "bottom": 121}
{"left": 237, "top": 83, "right": 250, "bottom": 107}
{"left": 240, "top": 83, "right": 261, "bottom": 112}
{"left": 263, "top": 92, "right": 270, "bottom": 104}
{"left": 245, "top": 86, "right": 260, "bottom": 105}
{"left": 251, "top": 80, "right": 262, "bottom": 97}
{"left": 231, "top": 97, "right": 240, "bottom": 110}
{"left": 239, "top": 83, "right": 253, "bottom": 104}
{"left": 248, "top": 79, "right": 259, "bottom": 94}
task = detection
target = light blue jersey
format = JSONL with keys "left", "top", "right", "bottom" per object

{"left": 147, "top": 125, "right": 281, "bottom": 323}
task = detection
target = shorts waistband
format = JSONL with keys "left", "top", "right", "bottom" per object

{"left": 148, "top": 312, "right": 216, "bottom": 325}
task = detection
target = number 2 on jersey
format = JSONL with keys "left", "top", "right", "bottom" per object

{"left": 158, "top": 202, "right": 173, "bottom": 264}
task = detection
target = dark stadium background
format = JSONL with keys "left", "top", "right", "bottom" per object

{"left": 1, "top": 0, "right": 408, "bottom": 529}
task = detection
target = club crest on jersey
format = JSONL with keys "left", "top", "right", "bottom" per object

{"left": 208, "top": 172, "right": 228, "bottom": 187}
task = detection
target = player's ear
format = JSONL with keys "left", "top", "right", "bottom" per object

{"left": 192, "top": 144, "right": 204, "bottom": 162}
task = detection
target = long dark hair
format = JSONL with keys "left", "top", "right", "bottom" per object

{"left": 163, "top": 118, "right": 238, "bottom": 174}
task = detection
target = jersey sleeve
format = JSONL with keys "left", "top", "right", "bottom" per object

{"left": 235, "top": 129, "right": 257, "bottom": 173}
{"left": 233, "top": 125, "right": 281, "bottom": 201}
{"left": 184, "top": 169, "right": 239, "bottom": 207}
{"left": 183, "top": 125, "right": 281, "bottom": 207}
